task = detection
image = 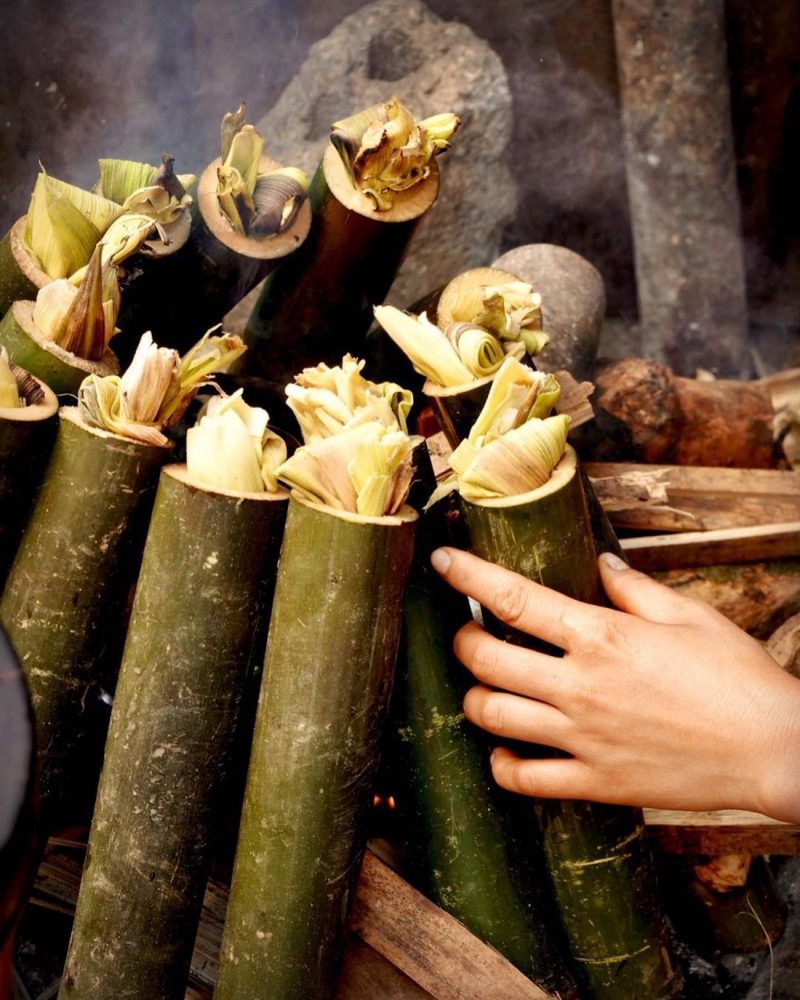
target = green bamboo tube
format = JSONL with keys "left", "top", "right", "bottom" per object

{"left": 0, "top": 369, "right": 58, "bottom": 585}
{"left": 0, "top": 218, "right": 51, "bottom": 318}
{"left": 459, "top": 446, "right": 682, "bottom": 999}
{"left": 215, "top": 494, "right": 417, "bottom": 1000}
{"left": 0, "top": 301, "right": 118, "bottom": 396}
{"left": 59, "top": 466, "right": 288, "bottom": 1000}
{"left": 422, "top": 374, "right": 493, "bottom": 450}
{"left": 391, "top": 501, "right": 579, "bottom": 998}
{"left": 0, "top": 408, "right": 169, "bottom": 829}
{"left": 237, "top": 146, "right": 439, "bottom": 419}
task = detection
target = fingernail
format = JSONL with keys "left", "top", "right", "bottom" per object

{"left": 599, "top": 551, "right": 628, "bottom": 571}
{"left": 431, "top": 548, "right": 451, "bottom": 574}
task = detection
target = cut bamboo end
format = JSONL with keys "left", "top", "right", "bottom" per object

{"left": 143, "top": 208, "right": 192, "bottom": 259}
{"left": 321, "top": 144, "right": 440, "bottom": 223}
{"left": 0, "top": 367, "right": 57, "bottom": 422}
{"left": 10, "top": 216, "right": 52, "bottom": 290}
{"left": 290, "top": 491, "right": 419, "bottom": 527}
{"left": 436, "top": 266, "right": 524, "bottom": 327}
{"left": 464, "top": 447, "right": 579, "bottom": 509}
{"left": 164, "top": 463, "right": 288, "bottom": 502}
{"left": 197, "top": 155, "right": 312, "bottom": 259}
{"left": 422, "top": 373, "right": 495, "bottom": 398}
{"left": 59, "top": 404, "right": 172, "bottom": 451}
{"left": 422, "top": 375, "right": 494, "bottom": 450}
{"left": 0, "top": 300, "right": 119, "bottom": 395}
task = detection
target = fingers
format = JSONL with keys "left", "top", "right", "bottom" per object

{"left": 490, "top": 746, "right": 596, "bottom": 800}
{"left": 598, "top": 552, "right": 720, "bottom": 626}
{"left": 464, "top": 685, "right": 575, "bottom": 751}
{"left": 431, "top": 547, "right": 596, "bottom": 651}
{"left": 454, "top": 621, "right": 574, "bottom": 708}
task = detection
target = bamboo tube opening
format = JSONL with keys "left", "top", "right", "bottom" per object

{"left": 463, "top": 445, "right": 578, "bottom": 509}
{"left": 59, "top": 405, "right": 173, "bottom": 450}
{"left": 141, "top": 209, "right": 192, "bottom": 259}
{"left": 10, "top": 217, "right": 52, "bottom": 291}
{"left": 164, "top": 463, "right": 288, "bottom": 502}
{"left": 0, "top": 370, "right": 57, "bottom": 421}
{"left": 436, "top": 266, "right": 526, "bottom": 327}
{"left": 197, "top": 155, "right": 313, "bottom": 259}
{"left": 290, "top": 490, "right": 418, "bottom": 527}
{"left": 321, "top": 144, "right": 439, "bottom": 223}
{"left": 6, "top": 300, "right": 118, "bottom": 379}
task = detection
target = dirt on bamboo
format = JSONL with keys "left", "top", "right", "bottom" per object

{"left": 59, "top": 466, "right": 287, "bottom": 1000}
{"left": 459, "top": 445, "right": 683, "bottom": 1000}
{"left": 0, "top": 301, "right": 119, "bottom": 396}
{"left": 0, "top": 408, "right": 169, "bottom": 830}
{"left": 0, "top": 218, "right": 51, "bottom": 319}
{"left": 0, "top": 367, "right": 58, "bottom": 585}
{"left": 237, "top": 146, "right": 439, "bottom": 420}
{"left": 215, "top": 494, "right": 416, "bottom": 1000}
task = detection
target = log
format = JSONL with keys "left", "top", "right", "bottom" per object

{"left": 644, "top": 811, "right": 800, "bottom": 856}
{"left": 655, "top": 560, "right": 800, "bottom": 639}
{"left": 582, "top": 357, "right": 776, "bottom": 467}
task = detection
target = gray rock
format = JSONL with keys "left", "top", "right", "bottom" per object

{"left": 493, "top": 243, "right": 605, "bottom": 379}
{"left": 254, "top": 0, "right": 516, "bottom": 308}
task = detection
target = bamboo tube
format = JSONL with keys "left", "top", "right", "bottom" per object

{"left": 459, "top": 446, "right": 682, "bottom": 999}
{"left": 215, "top": 494, "right": 417, "bottom": 1000}
{"left": 391, "top": 496, "right": 579, "bottom": 998}
{"left": 237, "top": 145, "right": 439, "bottom": 417}
{"left": 0, "top": 218, "right": 51, "bottom": 318}
{"left": 112, "top": 154, "right": 313, "bottom": 363}
{"left": 0, "top": 368, "right": 58, "bottom": 585}
{"left": 0, "top": 408, "right": 169, "bottom": 830}
{"left": 422, "top": 374, "right": 495, "bottom": 450}
{"left": 0, "top": 301, "right": 118, "bottom": 395}
{"left": 59, "top": 466, "right": 288, "bottom": 1000}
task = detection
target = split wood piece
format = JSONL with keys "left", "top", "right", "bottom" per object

{"left": 0, "top": 217, "right": 51, "bottom": 318}
{"left": 655, "top": 560, "right": 800, "bottom": 639}
{"left": 215, "top": 496, "right": 417, "bottom": 999}
{"left": 112, "top": 154, "right": 312, "bottom": 363}
{"left": 644, "top": 810, "right": 800, "bottom": 856}
{"left": 621, "top": 522, "right": 800, "bottom": 573}
{"left": 612, "top": 0, "right": 749, "bottom": 377}
{"left": 587, "top": 462, "right": 800, "bottom": 533}
{"left": 59, "top": 468, "right": 288, "bottom": 1000}
{"left": 32, "top": 847, "right": 557, "bottom": 1000}
{"left": 459, "top": 447, "right": 682, "bottom": 999}
{"left": 584, "top": 357, "right": 776, "bottom": 468}
{"left": 0, "top": 368, "right": 58, "bottom": 585}
{"left": 387, "top": 493, "right": 578, "bottom": 996}
{"left": 0, "top": 300, "right": 119, "bottom": 395}
{"left": 238, "top": 146, "right": 439, "bottom": 420}
{"left": 0, "top": 408, "right": 169, "bottom": 830}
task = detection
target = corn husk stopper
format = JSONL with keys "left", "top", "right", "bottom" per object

{"left": 23, "top": 169, "right": 123, "bottom": 280}
{"left": 449, "top": 357, "right": 569, "bottom": 501}
{"left": 373, "top": 304, "right": 511, "bottom": 388}
{"left": 98, "top": 155, "right": 196, "bottom": 205}
{"left": 186, "top": 388, "right": 287, "bottom": 493}
{"left": 77, "top": 328, "right": 245, "bottom": 446}
{"left": 217, "top": 103, "right": 309, "bottom": 238}
{"left": 331, "top": 97, "right": 459, "bottom": 211}
{"left": 286, "top": 353, "right": 412, "bottom": 442}
{"left": 0, "top": 348, "right": 22, "bottom": 408}
{"left": 276, "top": 420, "right": 419, "bottom": 517}
{"left": 33, "top": 244, "right": 120, "bottom": 361}
{"left": 450, "top": 281, "right": 550, "bottom": 357}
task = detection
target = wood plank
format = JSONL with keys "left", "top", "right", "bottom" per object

{"left": 338, "top": 937, "right": 432, "bottom": 999}
{"left": 621, "top": 522, "right": 800, "bottom": 571}
{"left": 587, "top": 462, "right": 800, "bottom": 533}
{"left": 350, "top": 853, "right": 554, "bottom": 1000}
{"left": 645, "top": 809, "right": 800, "bottom": 856}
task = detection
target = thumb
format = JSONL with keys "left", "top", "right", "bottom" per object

{"left": 598, "top": 551, "right": 712, "bottom": 625}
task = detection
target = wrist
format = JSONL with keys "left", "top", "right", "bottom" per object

{"left": 754, "top": 673, "right": 800, "bottom": 823}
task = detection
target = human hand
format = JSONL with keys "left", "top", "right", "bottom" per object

{"left": 430, "top": 547, "right": 800, "bottom": 823}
